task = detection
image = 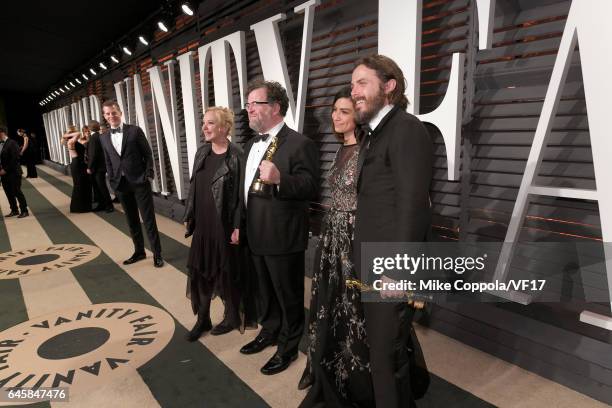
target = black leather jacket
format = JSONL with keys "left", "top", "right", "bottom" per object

{"left": 183, "top": 141, "right": 244, "bottom": 237}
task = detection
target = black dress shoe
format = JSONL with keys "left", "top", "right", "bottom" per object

{"left": 261, "top": 353, "right": 298, "bottom": 375}
{"left": 17, "top": 211, "right": 29, "bottom": 218}
{"left": 185, "top": 317, "right": 212, "bottom": 342}
{"left": 123, "top": 252, "right": 146, "bottom": 265}
{"left": 153, "top": 254, "right": 164, "bottom": 268}
{"left": 240, "top": 335, "right": 276, "bottom": 355}
{"left": 298, "top": 367, "right": 313, "bottom": 390}
{"left": 210, "top": 320, "right": 236, "bottom": 336}
{"left": 4, "top": 211, "right": 18, "bottom": 217}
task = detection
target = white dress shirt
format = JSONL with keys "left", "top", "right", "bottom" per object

{"left": 368, "top": 104, "right": 393, "bottom": 133}
{"left": 111, "top": 124, "right": 124, "bottom": 155}
{"left": 244, "top": 121, "right": 285, "bottom": 206}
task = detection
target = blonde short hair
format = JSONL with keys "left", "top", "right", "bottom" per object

{"left": 205, "top": 106, "right": 234, "bottom": 137}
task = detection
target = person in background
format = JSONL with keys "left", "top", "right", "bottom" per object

{"left": 86, "top": 120, "right": 114, "bottom": 213}
{"left": 0, "top": 126, "right": 29, "bottom": 218}
{"left": 17, "top": 129, "right": 37, "bottom": 178}
{"left": 62, "top": 125, "right": 92, "bottom": 213}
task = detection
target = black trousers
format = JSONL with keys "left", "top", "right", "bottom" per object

{"left": 362, "top": 302, "right": 416, "bottom": 408}
{"left": 91, "top": 171, "right": 112, "bottom": 209}
{"left": 1, "top": 175, "right": 28, "bottom": 213}
{"left": 252, "top": 251, "right": 305, "bottom": 357}
{"left": 116, "top": 177, "right": 162, "bottom": 256}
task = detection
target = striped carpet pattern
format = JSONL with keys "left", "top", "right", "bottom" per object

{"left": 0, "top": 165, "right": 606, "bottom": 408}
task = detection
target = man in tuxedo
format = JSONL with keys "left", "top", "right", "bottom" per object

{"left": 239, "top": 79, "right": 319, "bottom": 375}
{"left": 99, "top": 101, "right": 163, "bottom": 268}
{"left": 351, "top": 55, "right": 433, "bottom": 407}
{"left": 0, "top": 126, "right": 29, "bottom": 218}
{"left": 86, "top": 120, "right": 114, "bottom": 213}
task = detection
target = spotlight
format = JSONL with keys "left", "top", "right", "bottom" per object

{"left": 139, "top": 35, "right": 149, "bottom": 46}
{"left": 122, "top": 46, "right": 132, "bottom": 56}
{"left": 60, "top": 88, "right": 65, "bottom": 94}
{"left": 82, "top": 73, "right": 89, "bottom": 80}
{"left": 69, "top": 81, "right": 75, "bottom": 88}
{"left": 157, "top": 20, "right": 169, "bottom": 32}
{"left": 54, "top": 91, "right": 60, "bottom": 96}
{"left": 64, "top": 85, "right": 70, "bottom": 91}
{"left": 75, "top": 78, "right": 82, "bottom": 85}
{"left": 89, "top": 68, "right": 97, "bottom": 75}
{"left": 99, "top": 62, "right": 108, "bottom": 70}
{"left": 111, "top": 55, "right": 119, "bottom": 63}
{"left": 181, "top": 2, "right": 194, "bottom": 16}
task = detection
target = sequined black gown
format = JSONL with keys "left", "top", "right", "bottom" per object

{"left": 300, "top": 143, "right": 375, "bottom": 407}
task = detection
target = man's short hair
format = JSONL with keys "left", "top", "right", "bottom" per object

{"left": 88, "top": 120, "right": 101, "bottom": 132}
{"left": 246, "top": 79, "right": 289, "bottom": 117}
{"left": 102, "top": 100, "right": 121, "bottom": 111}
{"left": 0, "top": 125, "right": 7, "bottom": 134}
{"left": 355, "top": 54, "right": 409, "bottom": 110}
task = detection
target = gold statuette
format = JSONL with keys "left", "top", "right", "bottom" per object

{"left": 249, "top": 135, "right": 279, "bottom": 197}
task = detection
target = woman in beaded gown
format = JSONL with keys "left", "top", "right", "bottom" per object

{"left": 299, "top": 87, "right": 374, "bottom": 407}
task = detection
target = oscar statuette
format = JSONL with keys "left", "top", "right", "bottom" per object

{"left": 249, "top": 135, "right": 279, "bottom": 197}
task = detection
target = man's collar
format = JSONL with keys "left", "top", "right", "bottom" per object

{"left": 368, "top": 104, "right": 394, "bottom": 132}
{"left": 259, "top": 121, "right": 284, "bottom": 138}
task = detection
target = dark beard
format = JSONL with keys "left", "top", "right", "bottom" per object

{"left": 354, "top": 89, "right": 386, "bottom": 124}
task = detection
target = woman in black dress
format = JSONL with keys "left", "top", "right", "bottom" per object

{"left": 183, "top": 107, "right": 255, "bottom": 341}
{"left": 63, "top": 125, "right": 92, "bottom": 213}
{"left": 299, "top": 87, "right": 375, "bottom": 407}
{"left": 17, "top": 129, "right": 37, "bottom": 178}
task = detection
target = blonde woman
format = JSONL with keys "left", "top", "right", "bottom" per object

{"left": 62, "top": 125, "right": 92, "bottom": 213}
{"left": 183, "top": 107, "right": 255, "bottom": 341}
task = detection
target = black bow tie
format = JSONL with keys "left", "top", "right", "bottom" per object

{"left": 254, "top": 133, "right": 270, "bottom": 143}
{"left": 0, "top": 140, "right": 5, "bottom": 144}
{"left": 110, "top": 127, "right": 121, "bottom": 134}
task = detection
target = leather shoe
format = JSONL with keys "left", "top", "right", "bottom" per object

{"left": 4, "top": 211, "right": 18, "bottom": 217}
{"left": 153, "top": 254, "right": 164, "bottom": 268}
{"left": 261, "top": 353, "right": 297, "bottom": 375}
{"left": 240, "top": 335, "right": 276, "bottom": 355}
{"left": 298, "top": 367, "right": 313, "bottom": 390}
{"left": 123, "top": 252, "right": 146, "bottom": 265}
{"left": 185, "top": 317, "right": 212, "bottom": 342}
{"left": 210, "top": 320, "right": 236, "bottom": 336}
{"left": 17, "top": 211, "right": 29, "bottom": 218}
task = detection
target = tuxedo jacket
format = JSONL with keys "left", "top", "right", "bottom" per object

{"left": 0, "top": 138, "right": 23, "bottom": 179}
{"left": 240, "top": 124, "right": 320, "bottom": 255}
{"left": 353, "top": 106, "right": 433, "bottom": 280}
{"left": 99, "top": 124, "right": 154, "bottom": 190}
{"left": 87, "top": 131, "right": 106, "bottom": 173}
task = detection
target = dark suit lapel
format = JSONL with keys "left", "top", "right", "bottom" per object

{"left": 355, "top": 106, "right": 399, "bottom": 187}
{"left": 120, "top": 125, "right": 129, "bottom": 156}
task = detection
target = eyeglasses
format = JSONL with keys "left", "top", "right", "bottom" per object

{"left": 244, "top": 101, "right": 270, "bottom": 110}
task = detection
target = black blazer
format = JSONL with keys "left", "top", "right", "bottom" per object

{"left": 99, "top": 124, "right": 154, "bottom": 189}
{"left": 184, "top": 142, "right": 244, "bottom": 238}
{"left": 87, "top": 131, "right": 106, "bottom": 173}
{"left": 353, "top": 106, "right": 433, "bottom": 279}
{"left": 241, "top": 124, "right": 320, "bottom": 255}
{"left": 0, "top": 138, "right": 23, "bottom": 179}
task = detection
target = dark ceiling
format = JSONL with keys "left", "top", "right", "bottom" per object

{"left": 0, "top": 1, "right": 166, "bottom": 96}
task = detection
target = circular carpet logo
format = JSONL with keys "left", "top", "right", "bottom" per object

{"left": 0, "top": 244, "right": 101, "bottom": 279}
{"left": 0, "top": 303, "right": 175, "bottom": 405}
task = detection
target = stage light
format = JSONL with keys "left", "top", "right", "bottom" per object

{"left": 90, "top": 68, "right": 97, "bottom": 75}
{"left": 111, "top": 55, "right": 119, "bottom": 63}
{"left": 139, "top": 35, "right": 149, "bottom": 46}
{"left": 60, "top": 88, "right": 65, "bottom": 94}
{"left": 64, "top": 85, "right": 70, "bottom": 91}
{"left": 82, "top": 73, "right": 88, "bottom": 80}
{"left": 181, "top": 2, "right": 194, "bottom": 16}
{"left": 75, "top": 78, "right": 82, "bottom": 85}
{"left": 158, "top": 20, "right": 169, "bottom": 32}
{"left": 123, "top": 46, "right": 132, "bottom": 56}
{"left": 54, "top": 91, "right": 60, "bottom": 96}
{"left": 69, "top": 81, "right": 75, "bottom": 88}
{"left": 99, "top": 62, "right": 108, "bottom": 70}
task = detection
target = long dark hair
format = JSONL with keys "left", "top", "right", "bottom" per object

{"left": 331, "top": 86, "right": 364, "bottom": 142}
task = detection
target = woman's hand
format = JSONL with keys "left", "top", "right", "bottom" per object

{"left": 230, "top": 229, "right": 239, "bottom": 245}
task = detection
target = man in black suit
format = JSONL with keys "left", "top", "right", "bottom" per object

{"left": 99, "top": 100, "right": 163, "bottom": 268}
{"left": 239, "top": 80, "right": 319, "bottom": 375}
{"left": 351, "top": 55, "right": 433, "bottom": 407}
{"left": 86, "top": 120, "right": 114, "bottom": 213}
{"left": 0, "top": 126, "right": 29, "bottom": 218}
